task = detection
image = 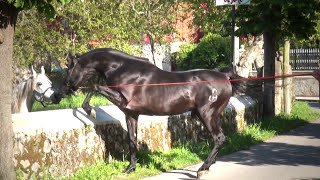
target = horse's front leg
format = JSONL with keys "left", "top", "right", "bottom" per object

{"left": 82, "top": 91, "right": 96, "bottom": 118}
{"left": 93, "top": 85, "right": 127, "bottom": 108}
{"left": 93, "top": 86, "right": 138, "bottom": 173}
{"left": 123, "top": 113, "right": 139, "bottom": 174}
{"left": 84, "top": 85, "right": 127, "bottom": 119}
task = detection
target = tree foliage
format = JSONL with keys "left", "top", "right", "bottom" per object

{"left": 291, "top": 12, "right": 320, "bottom": 48}
{"left": 55, "top": 0, "right": 142, "bottom": 53}
{"left": 8, "top": 0, "right": 73, "bottom": 18}
{"left": 235, "top": 0, "right": 320, "bottom": 43}
{"left": 14, "top": 8, "right": 63, "bottom": 68}
{"left": 14, "top": 1, "right": 139, "bottom": 67}
{"left": 13, "top": 0, "right": 180, "bottom": 67}
{"left": 128, "top": 0, "right": 178, "bottom": 41}
{"left": 126, "top": 0, "right": 179, "bottom": 63}
{"left": 184, "top": 0, "right": 232, "bottom": 36}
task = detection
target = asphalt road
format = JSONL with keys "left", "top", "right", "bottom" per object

{"left": 143, "top": 103, "right": 320, "bottom": 180}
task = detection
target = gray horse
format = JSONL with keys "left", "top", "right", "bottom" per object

{"left": 12, "top": 66, "right": 59, "bottom": 113}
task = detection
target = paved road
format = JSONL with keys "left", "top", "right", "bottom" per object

{"left": 143, "top": 104, "right": 320, "bottom": 180}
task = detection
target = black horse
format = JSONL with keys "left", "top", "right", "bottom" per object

{"left": 57, "top": 48, "right": 243, "bottom": 178}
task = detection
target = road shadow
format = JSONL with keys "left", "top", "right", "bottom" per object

{"left": 283, "top": 120, "right": 320, "bottom": 139}
{"left": 220, "top": 141, "right": 320, "bottom": 166}
{"left": 219, "top": 121, "right": 320, "bottom": 167}
{"left": 309, "top": 101, "right": 320, "bottom": 114}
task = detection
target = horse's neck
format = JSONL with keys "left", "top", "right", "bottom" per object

{"left": 12, "top": 78, "right": 35, "bottom": 113}
{"left": 19, "top": 96, "right": 35, "bottom": 113}
{"left": 25, "top": 93, "right": 35, "bottom": 112}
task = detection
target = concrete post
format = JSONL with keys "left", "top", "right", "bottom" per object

{"left": 283, "top": 39, "right": 292, "bottom": 114}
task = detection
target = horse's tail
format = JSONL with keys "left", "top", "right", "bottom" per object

{"left": 219, "top": 67, "right": 262, "bottom": 96}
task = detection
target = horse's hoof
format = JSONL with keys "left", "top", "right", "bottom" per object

{"left": 90, "top": 109, "right": 96, "bottom": 119}
{"left": 122, "top": 165, "right": 136, "bottom": 174}
{"left": 197, "top": 170, "right": 210, "bottom": 179}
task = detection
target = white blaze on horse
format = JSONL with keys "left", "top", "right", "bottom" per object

{"left": 11, "top": 66, "right": 59, "bottom": 114}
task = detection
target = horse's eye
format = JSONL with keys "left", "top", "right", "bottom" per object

{"left": 37, "top": 82, "right": 42, "bottom": 86}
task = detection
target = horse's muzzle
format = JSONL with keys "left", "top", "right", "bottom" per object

{"left": 47, "top": 88, "right": 61, "bottom": 104}
{"left": 55, "top": 87, "right": 70, "bottom": 104}
{"left": 52, "top": 93, "right": 62, "bottom": 104}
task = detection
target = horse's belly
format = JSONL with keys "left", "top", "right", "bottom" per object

{"left": 126, "top": 97, "right": 194, "bottom": 116}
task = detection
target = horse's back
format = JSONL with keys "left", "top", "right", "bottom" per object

{"left": 79, "top": 48, "right": 150, "bottom": 64}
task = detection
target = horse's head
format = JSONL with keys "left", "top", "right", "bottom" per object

{"left": 32, "top": 66, "right": 60, "bottom": 105}
{"left": 57, "top": 51, "right": 84, "bottom": 101}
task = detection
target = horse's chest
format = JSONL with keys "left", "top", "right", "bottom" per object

{"left": 19, "top": 98, "right": 30, "bottom": 113}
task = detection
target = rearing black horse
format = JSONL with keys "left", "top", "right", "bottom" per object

{"left": 57, "top": 48, "right": 242, "bottom": 178}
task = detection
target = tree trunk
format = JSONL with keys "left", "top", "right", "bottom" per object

{"left": 263, "top": 30, "right": 276, "bottom": 118}
{"left": 0, "top": 1, "right": 19, "bottom": 179}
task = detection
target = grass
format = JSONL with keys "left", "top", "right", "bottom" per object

{"left": 38, "top": 101, "right": 319, "bottom": 180}
{"left": 62, "top": 148, "right": 201, "bottom": 180}
{"left": 32, "top": 93, "right": 111, "bottom": 112}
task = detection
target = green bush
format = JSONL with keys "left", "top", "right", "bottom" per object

{"left": 172, "top": 33, "right": 231, "bottom": 70}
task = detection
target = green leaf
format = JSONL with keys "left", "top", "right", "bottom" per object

{"left": 13, "top": 0, "right": 24, "bottom": 8}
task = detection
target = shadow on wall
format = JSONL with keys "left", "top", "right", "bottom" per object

{"left": 168, "top": 113, "right": 211, "bottom": 144}
{"left": 72, "top": 107, "right": 151, "bottom": 161}
{"left": 167, "top": 96, "right": 260, "bottom": 146}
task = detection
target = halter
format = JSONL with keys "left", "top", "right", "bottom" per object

{"left": 33, "top": 87, "right": 52, "bottom": 107}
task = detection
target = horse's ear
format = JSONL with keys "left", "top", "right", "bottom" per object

{"left": 41, "top": 66, "right": 45, "bottom": 75}
{"left": 73, "top": 58, "right": 78, "bottom": 64}
{"left": 66, "top": 50, "right": 74, "bottom": 67}
{"left": 31, "top": 65, "right": 37, "bottom": 77}
{"left": 66, "top": 50, "right": 78, "bottom": 68}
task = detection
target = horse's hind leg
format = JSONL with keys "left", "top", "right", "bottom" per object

{"left": 196, "top": 102, "right": 228, "bottom": 178}
{"left": 82, "top": 91, "right": 96, "bottom": 118}
{"left": 198, "top": 125, "right": 226, "bottom": 177}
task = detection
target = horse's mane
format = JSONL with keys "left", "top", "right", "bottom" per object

{"left": 79, "top": 48, "right": 151, "bottom": 64}
{"left": 11, "top": 77, "right": 34, "bottom": 113}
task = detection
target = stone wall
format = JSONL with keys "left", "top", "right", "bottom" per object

{"left": 12, "top": 95, "right": 259, "bottom": 178}
{"left": 249, "top": 70, "right": 319, "bottom": 101}
{"left": 293, "top": 72, "right": 319, "bottom": 98}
